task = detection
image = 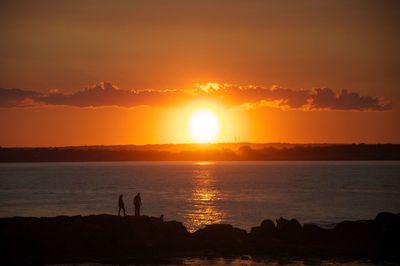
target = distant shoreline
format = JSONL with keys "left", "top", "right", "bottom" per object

{"left": 1, "top": 144, "right": 399, "bottom": 162}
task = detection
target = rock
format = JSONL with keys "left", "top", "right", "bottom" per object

{"left": 192, "top": 224, "right": 248, "bottom": 251}
{"left": 261, "top": 219, "right": 275, "bottom": 229}
{"left": 374, "top": 212, "right": 400, "bottom": 260}
{"left": 275, "top": 217, "right": 302, "bottom": 240}
{"left": 0, "top": 214, "right": 190, "bottom": 264}
{"left": 250, "top": 219, "right": 275, "bottom": 238}
{"left": 1, "top": 212, "right": 400, "bottom": 263}
{"left": 241, "top": 254, "right": 252, "bottom": 260}
{"left": 302, "top": 223, "right": 329, "bottom": 242}
{"left": 375, "top": 212, "right": 400, "bottom": 229}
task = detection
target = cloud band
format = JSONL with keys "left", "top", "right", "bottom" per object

{"left": 0, "top": 82, "right": 392, "bottom": 111}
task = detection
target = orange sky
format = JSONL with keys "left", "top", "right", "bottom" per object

{"left": 1, "top": 1, "right": 399, "bottom": 146}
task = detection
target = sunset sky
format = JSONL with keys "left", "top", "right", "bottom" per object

{"left": 1, "top": 0, "right": 399, "bottom": 146}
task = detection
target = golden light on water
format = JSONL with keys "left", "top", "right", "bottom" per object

{"left": 184, "top": 168, "right": 224, "bottom": 232}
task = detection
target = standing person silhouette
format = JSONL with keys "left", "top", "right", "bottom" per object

{"left": 134, "top": 192, "right": 142, "bottom": 217}
{"left": 118, "top": 194, "right": 126, "bottom": 216}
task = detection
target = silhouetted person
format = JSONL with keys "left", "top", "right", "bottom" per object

{"left": 118, "top": 194, "right": 126, "bottom": 216}
{"left": 134, "top": 192, "right": 142, "bottom": 216}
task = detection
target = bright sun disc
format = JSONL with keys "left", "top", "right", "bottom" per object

{"left": 189, "top": 109, "right": 220, "bottom": 143}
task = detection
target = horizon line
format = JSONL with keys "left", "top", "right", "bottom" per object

{"left": 1, "top": 142, "right": 398, "bottom": 149}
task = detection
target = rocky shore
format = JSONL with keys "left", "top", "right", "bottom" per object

{"left": 1, "top": 212, "right": 399, "bottom": 264}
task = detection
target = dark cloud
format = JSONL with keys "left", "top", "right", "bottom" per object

{"left": 39, "top": 82, "right": 193, "bottom": 108}
{"left": 0, "top": 82, "right": 392, "bottom": 111}
{"left": 310, "top": 88, "right": 392, "bottom": 111}
{"left": 0, "top": 88, "right": 41, "bottom": 107}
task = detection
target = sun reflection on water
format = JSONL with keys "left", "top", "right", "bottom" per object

{"left": 184, "top": 168, "right": 224, "bottom": 232}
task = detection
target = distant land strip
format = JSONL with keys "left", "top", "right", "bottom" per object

{"left": 0, "top": 144, "right": 399, "bottom": 162}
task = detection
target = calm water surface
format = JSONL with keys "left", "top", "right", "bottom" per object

{"left": 0, "top": 161, "right": 399, "bottom": 232}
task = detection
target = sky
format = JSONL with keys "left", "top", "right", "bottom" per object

{"left": 1, "top": 0, "right": 399, "bottom": 146}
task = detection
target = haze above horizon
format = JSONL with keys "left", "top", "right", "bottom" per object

{"left": 1, "top": 0, "right": 399, "bottom": 146}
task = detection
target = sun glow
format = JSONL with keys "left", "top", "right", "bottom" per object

{"left": 189, "top": 109, "right": 220, "bottom": 143}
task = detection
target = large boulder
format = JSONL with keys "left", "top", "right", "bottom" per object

{"left": 192, "top": 224, "right": 248, "bottom": 251}
{"left": 375, "top": 212, "right": 400, "bottom": 229}
{"left": 374, "top": 212, "right": 400, "bottom": 260}
{"left": 275, "top": 217, "right": 302, "bottom": 240}
{"left": 250, "top": 219, "right": 275, "bottom": 238}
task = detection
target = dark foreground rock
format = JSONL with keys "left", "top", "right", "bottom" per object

{"left": 1, "top": 212, "right": 399, "bottom": 265}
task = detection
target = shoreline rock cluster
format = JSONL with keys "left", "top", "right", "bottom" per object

{"left": 1, "top": 212, "right": 399, "bottom": 264}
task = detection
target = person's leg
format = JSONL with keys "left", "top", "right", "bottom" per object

{"left": 118, "top": 207, "right": 121, "bottom": 216}
{"left": 123, "top": 207, "right": 126, "bottom": 216}
{"left": 138, "top": 207, "right": 140, "bottom": 216}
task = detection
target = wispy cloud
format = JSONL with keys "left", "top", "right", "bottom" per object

{"left": 0, "top": 82, "right": 392, "bottom": 111}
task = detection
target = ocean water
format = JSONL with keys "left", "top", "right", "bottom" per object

{"left": 0, "top": 161, "right": 399, "bottom": 232}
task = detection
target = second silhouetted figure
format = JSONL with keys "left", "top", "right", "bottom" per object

{"left": 118, "top": 194, "right": 126, "bottom": 216}
{"left": 134, "top": 192, "right": 142, "bottom": 216}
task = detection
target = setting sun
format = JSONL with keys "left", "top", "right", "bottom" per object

{"left": 189, "top": 109, "right": 220, "bottom": 143}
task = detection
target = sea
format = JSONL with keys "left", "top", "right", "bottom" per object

{"left": 0, "top": 161, "right": 399, "bottom": 233}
